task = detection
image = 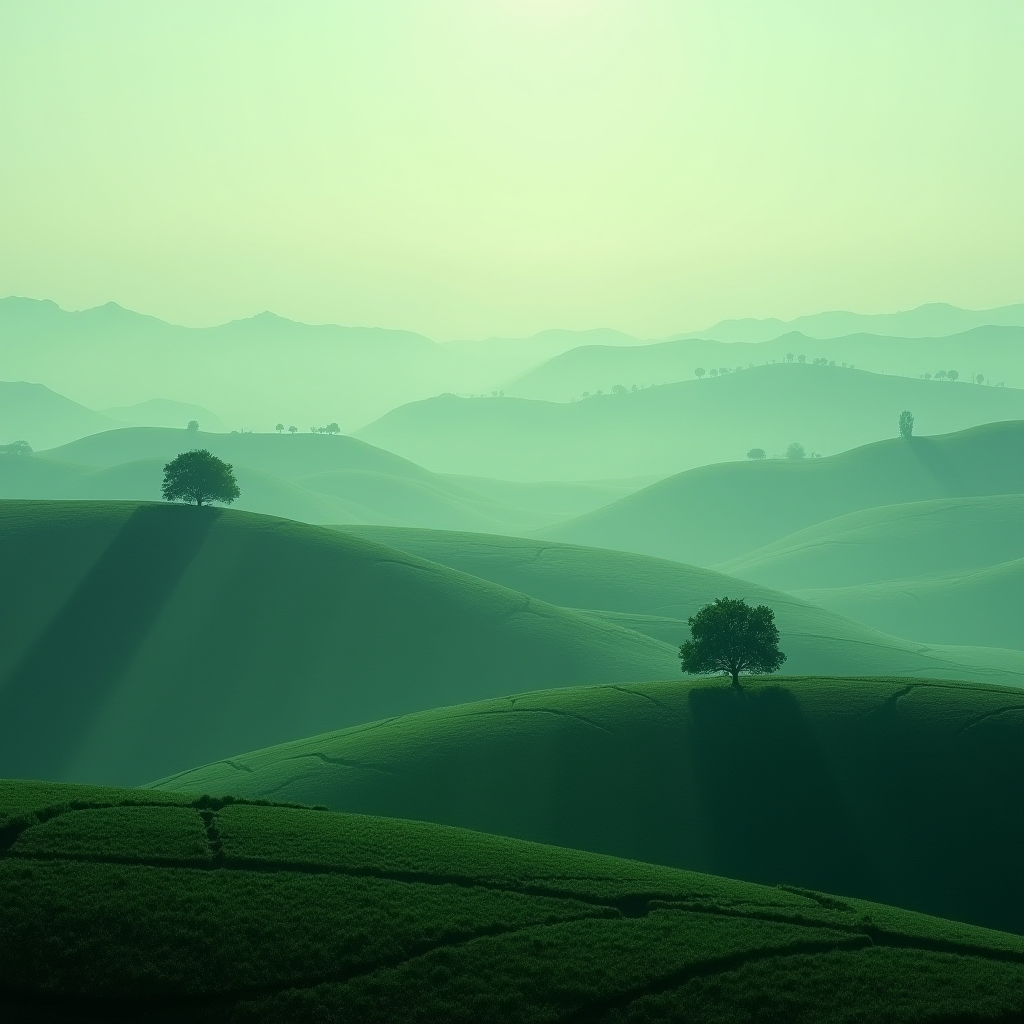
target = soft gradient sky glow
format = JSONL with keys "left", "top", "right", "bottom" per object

{"left": 1, "top": 1, "right": 1022, "bottom": 338}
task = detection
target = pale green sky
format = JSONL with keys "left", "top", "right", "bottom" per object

{"left": 1, "top": 1, "right": 1021, "bottom": 339}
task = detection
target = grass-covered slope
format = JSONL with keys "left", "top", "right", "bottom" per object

{"left": 356, "top": 363, "right": 1024, "bottom": 481}
{"left": 541, "top": 420, "right": 1024, "bottom": 565}
{"left": 2, "top": 426, "right": 636, "bottom": 531}
{"left": 796, "top": 559, "right": 1024, "bottom": 651}
{"left": 0, "top": 501, "right": 675, "bottom": 787}
{"left": 342, "top": 525, "right": 1024, "bottom": 685}
{"left": 3, "top": 779, "right": 1023, "bottom": 1023}
{"left": 717, "top": 494, "right": 1024, "bottom": 589}
{"left": 152, "top": 677, "right": 1024, "bottom": 936}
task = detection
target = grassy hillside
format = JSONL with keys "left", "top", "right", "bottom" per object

{"left": 0, "top": 501, "right": 675, "bottom": 786}
{"left": 718, "top": 495, "right": 1024, "bottom": 588}
{"left": 508, "top": 326, "right": 1024, "bottom": 402}
{"left": 796, "top": 559, "right": 1024, "bottom": 651}
{"left": 152, "top": 676, "right": 1024, "bottom": 936}
{"left": 3, "top": 779, "right": 1023, "bottom": 1022}
{"left": 0, "top": 381, "right": 115, "bottom": 450}
{"left": 357, "top": 362, "right": 1024, "bottom": 480}
{"left": 542, "top": 420, "right": 1024, "bottom": 565}
{"left": 2, "top": 427, "right": 637, "bottom": 532}
{"left": 343, "top": 525, "right": 1023, "bottom": 685}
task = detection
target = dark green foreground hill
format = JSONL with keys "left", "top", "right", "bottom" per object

{"left": 155, "top": 677, "right": 1024, "bottom": 936}
{"left": 2, "top": 780, "right": 1023, "bottom": 1024}
{"left": 0, "top": 501, "right": 674, "bottom": 786}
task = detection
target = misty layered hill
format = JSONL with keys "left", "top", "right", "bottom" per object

{"left": 0, "top": 500, "right": 677, "bottom": 786}
{"left": 357, "top": 363, "right": 1024, "bottom": 480}
{"left": 0, "top": 381, "right": 116, "bottom": 450}
{"left": 507, "top": 326, "right": 1024, "bottom": 402}
{"left": 676, "top": 301, "right": 1024, "bottom": 344}
{"left": 99, "top": 397, "right": 225, "bottom": 432}
{"left": 541, "top": 421, "right": 1024, "bottom": 564}
{"left": 342, "top": 525, "right": 1022, "bottom": 684}
{"left": 152, "top": 676, "right": 1024, "bottom": 935}
{"left": 0, "top": 298, "right": 643, "bottom": 431}
{"left": 0, "top": 426, "right": 637, "bottom": 532}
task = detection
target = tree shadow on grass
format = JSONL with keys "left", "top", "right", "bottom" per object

{"left": 0, "top": 504, "right": 220, "bottom": 780}
{"left": 688, "top": 683, "right": 866, "bottom": 896}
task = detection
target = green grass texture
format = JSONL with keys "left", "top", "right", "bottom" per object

{"left": 717, "top": 494, "right": 1024, "bottom": 589}
{"left": 795, "top": 559, "right": 1024, "bottom": 651}
{"left": 151, "top": 676, "right": 1024, "bottom": 936}
{"left": 0, "top": 425, "right": 639, "bottom": 532}
{"left": 355, "top": 363, "right": 1024, "bottom": 481}
{"left": 2, "top": 778, "right": 1023, "bottom": 1023}
{"left": 0, "top": 500, "right": 675, "bottom": 786}
{"left": 341, "top": 524, "right": 1023, "bottom": 685}
{"left": 539, "top": 420, "right": 1024, "bottom": 564}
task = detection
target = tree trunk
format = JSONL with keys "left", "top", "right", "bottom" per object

{"left": 730, "top": 669, "right": 740, "bottom": 687}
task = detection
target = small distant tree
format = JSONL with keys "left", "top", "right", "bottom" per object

{"left": 276, "top": 423, "right": 284, "bottom": 433}
{"left": 326, "top": 422, "right": 341, "bottom": 435}
{"left": 797, "top": 354, "right": 805, "bottom": 363}
{"left": 948, "top": 370, "right": 959, "bottom": 382}
{"left": 186, "top": 419, "right": 199, "bottom": 433}
{"left": 975, "top": 374, "right": 985, "bottom": 385}
{"left": 923, "top": 373, "right": 932, "bottom": 379}
{"left": 288, "top": 425, "right": 297, "bottom": 434}
{"left": 899, "top": 410, "right": 914, "bottom": 438}
{"left": 709, "top": 368, "right": 718, "bottom": 377}
{"left": 786, "top": 442, "right": 806, "bottom": 460}
{"left": 0, "top": 439, "right": 32, "bottom": 456}
{"left": 695, "top": 367, "right": 705, "bottom": 380}
{"left": 935, "top": 370, "right": 947, "bottom": 381}
{"left": 786, "top": 353, "right": 794, "bottom": 363}
{"left": 746, "top": 448, "right": 766, "bottom": 460}
{"left": 612, "top": 384, "right": 628, "bottom": 395}
{"left": 161, "top": 450, "right": 240, "bottom": 507}
{"left": 679, "top": 597, "right": 786, "bottom": 687}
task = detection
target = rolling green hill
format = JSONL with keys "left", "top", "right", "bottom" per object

{"left": 795, "top": 559, "right": 1024, "bottom": 651}
{"left": 716, "top": 494, "right": 1024, "bottom": 590}
{"left": 151, "top": 676, "right": 1024, "bottom": 936}
{"left": 507, "top": 326, "right": 1024, "bottom": 402}
{"left": 342, "top": 525, "right": 1023, "bottom": 685}
{"left": 3, "top": 779, "right": 1023, "bottom": 1022}
{"left": 0, "top": 501, "right": 675, "bottom": 786}
{"left": 1, "top": 427, "right": 638, "bottom": 532}
{"left": 541, "top": 421, "right": 1024, "bottom": 565}
{"left": 357, "top": 362, "right": 1024, "bottom": 481}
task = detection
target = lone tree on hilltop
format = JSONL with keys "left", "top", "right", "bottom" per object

{"left": 746, "top": 448, "right": 766, "bottom": 460}
{"left": 899, "top": 410, "right": 914, "bottom": 438}
{"left": 680, "top": 597, "right": 786, "bottom": 687}
{"left": 186, "top": 419, "right": 199, "bottom": 433}
{"left": 161, "top": 449, "right": 240, "bottom": 507}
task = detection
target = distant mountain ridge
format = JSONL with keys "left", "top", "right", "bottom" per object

{"left": 677, "top": 301, "right": 1024, "bottom": 344}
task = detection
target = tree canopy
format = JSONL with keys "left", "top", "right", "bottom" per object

{"left": 679, "top": 597, "right": 786, "bottom": 687}
{"left": 899, "top": 410, "right": 914, "bottom": 438}
{"left": 161, "top": 449, "right": 240, "bottom": 507}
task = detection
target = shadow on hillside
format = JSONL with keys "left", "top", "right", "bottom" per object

{"left": 688, "top": 684, "right": 866, "bottom": 895}
{"left": 0, "top": 504, "right": 220, "bottom": 780}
